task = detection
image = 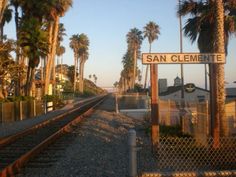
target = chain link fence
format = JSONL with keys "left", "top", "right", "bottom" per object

{"left": 138, "top": 136, "right": 236, "bottom": 175}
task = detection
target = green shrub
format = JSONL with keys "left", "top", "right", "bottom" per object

{"left": 144, "top": 125, "right": 192, "bottom": 138}
{"left": 0, "top": 96, "right": 34, "bottom": 103}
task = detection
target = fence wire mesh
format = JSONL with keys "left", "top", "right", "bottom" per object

{"left": 138, "top": 137, "right": 236, "bottom": 174}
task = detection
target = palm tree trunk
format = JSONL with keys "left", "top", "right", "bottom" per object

{"left": 81, "top": 61, "right": 85, "bottom": 93}
{"left": 0, "top": 0, "right": 7, "bottom": 24}
{"left": 44, "top": 22, "right": 53, "bottom": 95}
{"left": 133, "top": 48, "right": 137, "bottom": 89}
{"left": 52, "top": 55, "right": 56, "bottom": 94}
{"left": 14, "top": 4, "right": 21, "bottom": 96}
{"left": 0, "top": 23, "right": 3, "bottom": 41}
{"left": 73, "top": 54, "right": 77, "bottom": 92}
{"left": 144, "top": 43, "right": 152, "bottom": 89}
{"left": 45, "top": 17, "right": 59, "bottom": 95}
{"left": 211, "top": 0, "right": 225, "bottom": 148}
{"left": 79, "top": 60, "right": 83, "bottom": 93}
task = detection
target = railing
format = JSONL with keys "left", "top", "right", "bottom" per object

{"left": 0, "top": 100, "right": 45, "bottom": 123}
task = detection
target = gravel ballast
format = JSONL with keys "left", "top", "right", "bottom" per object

{"left": 14, "top": 95, "right": 156, "bottom": 177}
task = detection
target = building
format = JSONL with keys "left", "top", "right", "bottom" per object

{"left": 160, "top": 83, "right": 209, "bottom": 102}
{"left": 226, "top": 87, "right": 236, "bottom": 101}
{"left": 174, "top": 76, "right": 182, "bottom": 87}
{"left": 158, "top": 78, "right": 168, "bottom": 93}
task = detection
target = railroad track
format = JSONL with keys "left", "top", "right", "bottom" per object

{"left": 0, "top": 95, "right": 107, "bottom": 177}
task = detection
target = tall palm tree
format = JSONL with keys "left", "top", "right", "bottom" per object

{"left": 143, "top": 21, "right": 160, "bottom": 89}
{"left": 213, "top": 0, "right": 225, "bottom": 148}
{"left": 122, "top": 51, "right": 134, "bottom": 90}
{"left": 178, "top": 0, "right": 236, "bottom": 144}
{"left": 143, "top": 22, "right": 161, "bottom": 147}
{"left": 77, "top": 33, "right": 89, "bottom": 93}
{"left": 56, "top": 45, "right": 65, "bottom": 83}
{"left": 44, "top": 0, "right": 72, "bottom": 95}
{"left": 69, "top": 34, "right": 79, "bottom": 92}
{"left": 19, "top": 17, "right": 48, "bottom": 96}
{"left": 126, "top": 28, "right": 143, "bottom": 89}
{"left": 53, "top": 23, "right": 66, "bottom": 93}
{"left": 10, "top": 0, "right": 24, "bottom": 96}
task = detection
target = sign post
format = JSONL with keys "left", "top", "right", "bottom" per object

{"left": 142, "top": 52, "right": 226, "bottom": 147}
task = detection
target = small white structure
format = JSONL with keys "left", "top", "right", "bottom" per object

{"left": 160, "top": 83, "right": 209, "bottom": 102}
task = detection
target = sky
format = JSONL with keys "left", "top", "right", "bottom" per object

{"left": 4, "top": 0, "right": 236, "bottom": 88}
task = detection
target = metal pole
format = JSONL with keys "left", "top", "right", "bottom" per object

{"left": 128, "top": 129, "right": 137, "bottom": 177}
{"left": 115, "top": 93, "right": 119, "bottom": 114}
{"left": 179, "top": 0, "right": 184, "bottom": 99}
{"left": 205, "top": 64, "right": 208, "bottom": 90}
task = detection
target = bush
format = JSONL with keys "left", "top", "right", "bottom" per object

{"left": 0, "top": 96, "right": 35, "bottom": 103}
{"left": 43, "top": 95, "right": 65, "bottom": 109}
{"left": 144, "top": 124, "right": 192, "bottom": 138}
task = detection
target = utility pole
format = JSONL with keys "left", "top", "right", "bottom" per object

{"left": 179, "top": 0, "right": 184, "bottom": 99}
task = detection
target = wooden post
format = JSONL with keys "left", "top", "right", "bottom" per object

{"left": 206, "top": 100, "right": 209, "bottom": 136}
{"left": 150, "top": 64, "right": 159, "bottom": 147}
{"left": 115, "top": 93, "right": 119, "bottom": 114}
{"left": 19, "top": 101, "right": 23, "bottom": 120}
{"left": 33, "top": 100, "right": 36, "bottom": 117}
{"left": 0, "top": 103, "right": 2, "bottom": 123}
{"left": 168, "top": 99, "right": 171, "bottom": 126}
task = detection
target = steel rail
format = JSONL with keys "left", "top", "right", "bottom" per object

{"left": 0, "top": 95, "right": 107, "bottom": 177}
{"left": 0, "top": 95, "right": 104, "bottom": 147}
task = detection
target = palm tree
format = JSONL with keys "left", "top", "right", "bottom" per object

{"left": 0, "top": 5, "right": 12, "bottom": 41}
{"left": 126, "top": 28, "right": 143, "bottom": 89}
{"left": 143, "top": 22, "right": 160, "bottom": 147}
{"left": 213, "top": 0, "right": 225, "bottom": 148}
{"left": 0, "top": 0, "right": 7, "bottom": 24}
{"left": 178, "top": 0, "right": 235, "bottom": 145}
{"left": 19, "top": 17, "right": 48, "bottom": 96}
{"left": 78, "top": 33, "right": 89, "bottom": 93}
{"left": 44, "top": 0, "right": 72, "bottom": 95}
{"left": 122, "top": 51, "right": 134, "bottom": 91}
{"left": 0, "top": 39, "right": 15, "bottom": 98}
{"left": 143, "top": 21, "right": 160, "bottom": 89}
{"left": 53, "top": 23, "right": 66, "bottom": 93}
{"left": 56, "top": 45, "right": 65, "bottom": 83}
{"left": 69, "top": 34, "right": 79, "bottom": 92}
{"left": 92, "top": 74, "right": 95, "bottom": 83}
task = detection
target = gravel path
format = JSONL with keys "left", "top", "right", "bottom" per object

{"left": 16, "top": 94, "right": 156, "bottom": 177}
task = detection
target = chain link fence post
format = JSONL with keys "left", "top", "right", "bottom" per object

{"left": 128, "top": 129, "right": 137, "bottom": 177}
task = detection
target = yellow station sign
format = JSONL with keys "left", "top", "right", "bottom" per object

{"left": 142, "top": 53, "right": 225, "bottom": 64}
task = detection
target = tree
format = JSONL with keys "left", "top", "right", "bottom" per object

{"left": 0, "top": 4, "right": 12, "bottom": 41}
{"left": 56, "top": 45, "right": 65, "bottom": 83}
{"left": 77, "top": 33, "right": 89, "bottom": 93}
{"left": 143, "top": 21, "right": 160, "bottom": 89}
{"left": 44, "top": 0, "right": 72, "bottom": 95}
{"left": 143, "top": 22, "right": 161, "bottom": 147}
{"left": 126, "top": 28, "right": 143, "bottom": 89}
{"left": 213, "top": 0, "right": 225, "bottom": 148}
{"left": 93, "top": 74, "right": 97, "bottom": 84}
{"left": 69, "top": 34, "right": 79, "bottom": 92}
{"left": 121, "top": 51, "right": 134, "bottom": 91}
{"left": 0, "top": 0, "right": 7, "bottom": 24}
{"left": 19, "top": 17, "right": 48, "bottom": 96}
{"left": 0, "top": 39, "right": 18, "bottom": 98}
{"left": 178, "top": 0, "right": 236, "bottom": 144}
